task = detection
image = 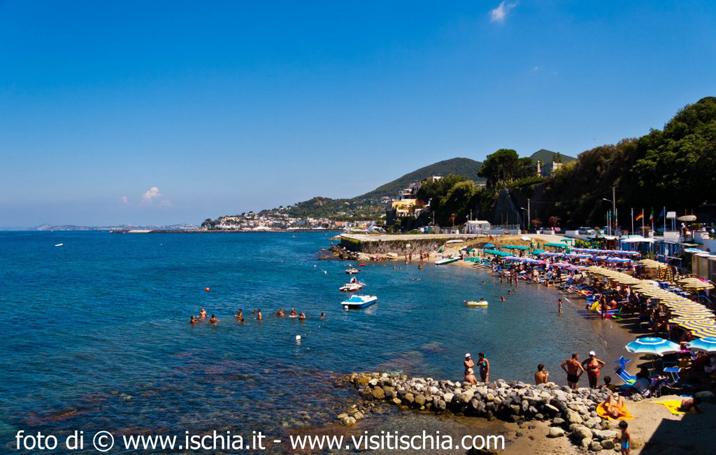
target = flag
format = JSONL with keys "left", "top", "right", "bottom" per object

{"left": 649, "top": 208, "right": 654, "bottom": 222}
{"left": 635, "top": 210, "right": 644, "bottom": 221}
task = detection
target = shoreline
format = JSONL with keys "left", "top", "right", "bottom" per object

{"left": 327, "top": 247, "right": 713, "bottom": 453}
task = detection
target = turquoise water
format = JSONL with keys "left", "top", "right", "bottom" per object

{"left": 0, "top": 231, "right": 629, "bottom": 445}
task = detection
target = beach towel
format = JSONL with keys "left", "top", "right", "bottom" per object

{"left": 652, "top": 399, "right": 685, "bottom": 416}
{"left": 596, "top": 402, "right": 634, "bottom": 420}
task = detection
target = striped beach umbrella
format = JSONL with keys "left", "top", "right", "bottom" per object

{"left": 625, "top": 337, "right": 680, "bottom": 356}
{"left": 687, "top": 337, "right": 716, "bottom": 352}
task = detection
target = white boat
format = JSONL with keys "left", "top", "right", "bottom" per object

{"left": 339, "top": 281, "right": 365, "bottom": 292}
{"left": 341, "top": 294, "right": 378, "bottom": 310}
{"left": 434, "top": 256, "right": 460, "bottom": 265}
{"left": 345, "top": 267, "right": 360, "bottom": 274}
{"left": 54, "top": 243, "right": 64, "bottom": 247}
{"left": 465, "top": 299, "right": 488, "bottom": 307}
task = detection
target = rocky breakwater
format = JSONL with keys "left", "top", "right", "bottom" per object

{"left": 348, "top": 372, "right": 630, "bottom": 452}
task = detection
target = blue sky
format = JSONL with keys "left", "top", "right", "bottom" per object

{"left": 1, "top": 0, "right": 715, "bottom": 226}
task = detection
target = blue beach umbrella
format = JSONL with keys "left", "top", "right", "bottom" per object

{"left": 625, "top": 337, "right": 680, "bottom": 356}
{"left": 483, "top": 243, "right": 496, "bottom": 249}
{"left": 687, "top": 337, "right": 716, "bottom": 352}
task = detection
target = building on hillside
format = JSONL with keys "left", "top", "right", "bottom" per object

{"left": 464, "top": 220, "right": 492, "bottom": 234}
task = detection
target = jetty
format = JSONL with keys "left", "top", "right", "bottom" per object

{"left": 339, "top": 233, "right": 483, "bottom": 254}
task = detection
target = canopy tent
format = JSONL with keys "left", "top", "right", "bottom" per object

{"left": 482, "top": 243, "right": 496, "bottom": 249}
{"left": 483, "top": 249, "right": 512, "bottom": 258}
{"left": 502, "top": 244, "right": 530, "bottom": 251}
{"left": 544, "top": 242, "right": 569, "bottom": 249}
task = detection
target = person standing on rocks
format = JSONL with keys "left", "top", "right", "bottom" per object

{"left": 561, "top": 353, "right": 585, "bottom": 389}
{"left": 477, "top": 352, "right": 490, "bottom": 383}
{"left": 582, "top": 351, "right": 606, "bottom": 388}
{"left": 464, "top": 353, "right": 474, "bottom": 375}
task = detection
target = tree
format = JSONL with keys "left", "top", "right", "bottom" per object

{"left": 478, "top": 149, "right": 535, "bottom": 188}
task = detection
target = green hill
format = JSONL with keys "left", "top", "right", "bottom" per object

{"left": 358, "top": 157, "right": 483, "bottom": 200}
{"left": 529, "top": 149, "right": 576, "bottom": 165}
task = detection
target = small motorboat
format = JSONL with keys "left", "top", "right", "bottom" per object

{"left": 465, "top": 299, "right": 489, "bottom": 307}
{"left": 339, "top": 281, "right": 365, "bottom": 292}
{"left": 434, "top": 256, "right": 460, "bottom": 265}
{"left": 341, "top": 294, "right": 378, "bottom": 310}
{"left": 54, "top": 243, "right": 64, "bottom": 247}
{"left": 345, "top": 267, "right": 360, "bottom": 274}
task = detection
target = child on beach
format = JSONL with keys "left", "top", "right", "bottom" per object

{"left": 618, "top": 420, "right": 630, "bottom": 455}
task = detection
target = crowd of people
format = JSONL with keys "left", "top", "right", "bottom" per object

{"left": 190, "top": 306, "right": 326, "bottom": 325}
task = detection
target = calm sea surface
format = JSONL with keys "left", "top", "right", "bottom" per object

{"left": 0, "top": 231, "right": 632, "bottom": 447}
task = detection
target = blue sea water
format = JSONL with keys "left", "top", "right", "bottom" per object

{"left": 0, "top": 231, "right": 630, "bottom": 448}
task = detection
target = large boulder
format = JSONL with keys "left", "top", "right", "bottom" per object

{"left": 547, "top": 427, "right": 565, "bottom": 438}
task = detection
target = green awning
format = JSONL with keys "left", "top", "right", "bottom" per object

{"left": 484, "top": 249, "right": 512, "bottom": 257}
{"left": 544, "top": 242, "right": 568, "bottom": 249}
{"left": 503, "top": 244, "right": 530, "bottom": 251}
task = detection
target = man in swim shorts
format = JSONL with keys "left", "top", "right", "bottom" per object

{"left": 561, "top": 353, "right": 585, "bottom": 389}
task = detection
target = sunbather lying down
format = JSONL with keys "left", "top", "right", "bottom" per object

{"left": 598, "top": 393, "right": 632, "bottom": 420}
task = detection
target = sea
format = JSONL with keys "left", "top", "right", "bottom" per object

{"left": 0, "top": 231, "right": 633, "bottom": 451}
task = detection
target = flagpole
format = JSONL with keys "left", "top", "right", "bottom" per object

{"left": 641, "top": 208, "right": 645, "bottom": 234}
{"left": 631, "top": 208, "right": 634, "bottom": 235}
{"left": 663, "top": 206, "right": 666, "bottom": 234}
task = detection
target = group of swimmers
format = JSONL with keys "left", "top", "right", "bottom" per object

{"left": 190, "top": 307, "right": 326, "bottom": 325}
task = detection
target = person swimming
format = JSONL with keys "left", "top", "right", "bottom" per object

{"left": 257, "top": 309, "right": 263, "bottom": 321}
{"left": 298, "top": 312, "right": 306, "bottom": 321}
{"left": 320, "top": 312, "right": 326, "bottom": 319}
{"left": 276, "top": 308, "right": 285, "bottom": 317}
{"left": 235, "top": 309, "right": 244, "bottom": 322}
{"left": 289, "top": 308, "right": 298, "bottom": 317}
{"left": 190, "top": 315, "right": 198, "bottom": 325}
{"left": 209, "top": 314, "right": 219, "bottom": 325}
{"left": 199, "top": 308, "right": 207, "bottom": 320}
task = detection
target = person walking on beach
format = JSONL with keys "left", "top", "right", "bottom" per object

{"left": 557, "top": 297, "right": 563, "bottom": 313}
{"left": 582, "top": 351, "right": 606, "bottom": 388}
{"left": 477, "top": 352, "right": 490, "bottom": 384}
{"left": 534, "top": 364, "right": 549, "bottom": 384}
{"left": 618, "top": 420, "right": 631, "bottom": 455}
{"left": 561, "top": 353, "right": 585, "bottom": 389}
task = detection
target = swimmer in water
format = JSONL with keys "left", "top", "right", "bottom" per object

{"left": 209, "top": 314, "right": 219, "bottom": 324}
{"left": 298, "top": 312, "right": 306, "bottom": 321}
{"left": 257, "top": 309, "right": 263, "bottom": 321}
{"left": 500, "top": 296, "right": 505, "bottom": 302}
{"left": 190, "top": 315, "right": 198, "bottom": 325}
{"left": 235, "top": 309, "right": 244, "bottom": 322}
{"left": 289, "top": 308, "right": 298, "bottom": 317}
{"left": 199, "top": 308, "right": 207, "bottom": 320}
{"left": 320, "top": 312, "right": 326, "bottom": 319}
{"left": 276, "top": 308, "right": 285, "bottom": 317}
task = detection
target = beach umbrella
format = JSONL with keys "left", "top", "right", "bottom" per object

{"left": 483, "top": 243, "right": 495, "bottom": 249}
{"left": 625, "top": 337, "right": 680, "bottom": 356}
{"left": 687, "top": 337, "right": 716, "bottom": 352}
{"left": 678, "top": 277, "right": 714, "bottom": 291}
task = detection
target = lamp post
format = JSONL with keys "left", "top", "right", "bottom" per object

{"left": 602, "top": 186, "right": 618, "bottom": 236}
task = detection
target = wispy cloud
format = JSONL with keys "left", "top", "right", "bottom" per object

{"left": 490, "top": 1, "right": 517, "bottom": 24}
{"left": 120, "top": 195, "right": 129, "bottom": 205}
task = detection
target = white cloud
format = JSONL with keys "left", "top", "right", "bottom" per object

{"left": 142, "top": 186, "right": 161, "bottom": 202}
{"left": 120, "top": 195, "right": 129, "bottom": 205}
{"left": 490, "top": 1, "right": 517, "bottom": 23}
